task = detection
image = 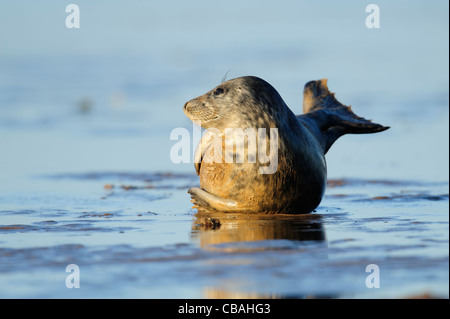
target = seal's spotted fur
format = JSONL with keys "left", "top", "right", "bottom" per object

{"left": 184, "top": 76, "right": 389, "bottom": 214}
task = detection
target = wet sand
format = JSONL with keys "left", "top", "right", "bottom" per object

{"left": 0, "top": 173, "right": 447, "bottom": 298}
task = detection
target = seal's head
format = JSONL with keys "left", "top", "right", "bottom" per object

{"left": 183, "top": 76, "right": 287, "bottom": 131}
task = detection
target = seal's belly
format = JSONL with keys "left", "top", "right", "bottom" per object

{"left": 199, "top": 162, "right": 230, "bottom": 194}
{"left": 199, "top": 162, "right": 253, "bottom": 199}
{"left": 198, "top": 139, "right": 263, "bottom": 202}
{"left": 199, "top": 152, "right": 326, "bottom": 213}
{"left": 199, "top": 160, "right": 282, "bottom": 211}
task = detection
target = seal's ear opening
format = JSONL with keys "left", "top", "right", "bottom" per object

{"left": 302, "top": 79, "right": 389, "bottom": 153}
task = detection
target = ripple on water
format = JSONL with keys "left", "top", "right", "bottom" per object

{"left": 0, "top": 174, "right": 447, "bottom": 298}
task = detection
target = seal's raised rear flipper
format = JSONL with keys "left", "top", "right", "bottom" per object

{"left": 298, "top": 79, "right": 389, "bottom": 154}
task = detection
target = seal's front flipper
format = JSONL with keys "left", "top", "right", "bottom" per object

{"left": 193, "top": 130, "right": 217, "bottom": 176}
{"left": 299, "top": 79, "right": 389, "bottom": 154}
{"left": 188, "top": 187, "right": 239, "bottom": 212}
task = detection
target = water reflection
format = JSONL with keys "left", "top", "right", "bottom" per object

{"left": 191, "top": 211, "right": 325, "bottom": 248}
{"left": 190, "top": 210, "right": 329, "bottom": 298}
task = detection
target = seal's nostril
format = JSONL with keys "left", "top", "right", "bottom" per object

{"left": 183, "top": 102, "right": 189, "bottom": 111}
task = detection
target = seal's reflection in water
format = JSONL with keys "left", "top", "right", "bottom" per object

{"left": 190, "top": 209, "right": 329, "bottom": 298}
{"left": 192, "top": 211, "right": 325, "bottom": 247}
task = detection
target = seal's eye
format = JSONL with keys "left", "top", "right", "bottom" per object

{"left": 214, "top": 87, "right": 224, "bottom": 96}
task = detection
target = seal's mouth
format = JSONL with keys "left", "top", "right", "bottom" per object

{"left": 183, "top": 101, "right": 194, "bottom": 119}
{"left": 183, "top": 100, "right": 218, "bottom": 127}
{"left": 183, "top": 101, "right": 191, "bottom": 117}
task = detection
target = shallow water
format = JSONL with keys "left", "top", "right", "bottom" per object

{"left": 0, "top": 1, "right": 449, "bottom": 298}
{"left": 0, "top": 173, "right": 448, "bottom": 298}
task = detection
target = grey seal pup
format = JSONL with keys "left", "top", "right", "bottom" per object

{"left": 183, "top": 76, "right": 389, "bottom": 214}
